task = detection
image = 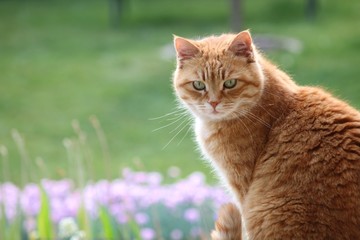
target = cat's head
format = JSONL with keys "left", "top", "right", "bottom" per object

{"left": 173, "top": 30, "right": 265, "bottom": 121}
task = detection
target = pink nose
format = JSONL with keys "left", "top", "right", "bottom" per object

{"left": 208, "top": 101, "right": 220, "bottom": 109}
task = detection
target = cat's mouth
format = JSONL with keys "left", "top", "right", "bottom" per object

{"left": 205, "top": 108, "right": 232, "bottom": 120}
{"left": 189, "top": 103, "right": 234, "bottom": 120}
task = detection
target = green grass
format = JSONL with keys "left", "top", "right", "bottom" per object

{"left": 0, "top": 0, "right": 359, "bottom": 185}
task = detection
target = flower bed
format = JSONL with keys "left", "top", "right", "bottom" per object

{"left": 0, "top": 169, "right": 230, "bottom": 240}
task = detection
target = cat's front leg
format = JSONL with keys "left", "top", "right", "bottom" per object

{"left": 211, "top": 203, "right": 243, "bottom": 240}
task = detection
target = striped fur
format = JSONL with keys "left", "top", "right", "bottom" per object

{"left": 173, "top": 31, "right": 360, "bottom": 239}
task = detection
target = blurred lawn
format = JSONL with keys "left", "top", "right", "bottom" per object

{"left": 0, "top": 0, "right": 359, "bottom": 184}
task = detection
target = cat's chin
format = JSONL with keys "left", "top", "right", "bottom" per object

{"left": 187, "top": 104, "right": 245, "bottom": 121}
{"left": 197, "top": 111, "right": 236, "bottom": 122}
{"left": 196, "top": 106, "right": 253, "bottom": 122}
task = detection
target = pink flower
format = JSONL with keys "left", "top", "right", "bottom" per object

{"left": 170, "top": 229, "right": 183, "bottom": 240}
{"left": 140, "top": 227, "right": 156, "bottom": 240}
{"left": 1, "top": 182, "right": 20, "bottom": 222}
{"left": 20, "top": 184, "right": 40, "bottom": 217}
{"left": 184, "top": 208, "right": 200, "bottom": 223}
{"left": 135, "top": 212, "right": 149, "bottom": 225}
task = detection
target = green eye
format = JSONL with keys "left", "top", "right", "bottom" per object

{"left": 192, "top": 81, "right": 206, "bottom": 91}
{"left": 223, "top": 79, "right": 237, "bottom": 89}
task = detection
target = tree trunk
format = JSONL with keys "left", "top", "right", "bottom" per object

{"left": 108, "top": 0, "right": 123, "bottom": 28}
{"left": 230, "top": 0, "right": 243, "bottom": 32}
{"left": 306, "top": 0, "right": 317, "bottom": 20}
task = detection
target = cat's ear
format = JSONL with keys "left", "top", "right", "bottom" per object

{"left": 228, "top": 30, "right": 254, "bottom": 62}
{"left": 173, "top": 35, "right": 200, "bottom": 60}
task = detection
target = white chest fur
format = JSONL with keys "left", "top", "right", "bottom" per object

{"left": 194, "top": 118, "right": 258, "bottom": 204}
{"left": 194, "top": 119, "right": 232, "bottom": 187}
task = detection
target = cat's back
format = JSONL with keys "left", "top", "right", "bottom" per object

{"left": 245, "top": 86, "right": 360, "bottom": 239}
{"left": 276, "top": 86, "right": 360, "bottom": 161}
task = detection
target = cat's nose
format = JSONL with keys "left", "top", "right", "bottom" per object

{"left": 208, "top": 101, "right": 220, "bottom": 109}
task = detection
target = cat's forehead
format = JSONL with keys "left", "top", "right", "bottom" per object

{"left": 196, "top": 34, "right": 236, "bottom": 56}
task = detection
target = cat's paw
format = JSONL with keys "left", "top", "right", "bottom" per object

{"left": 211, "top": 203, "right": 242, "bottom": 240}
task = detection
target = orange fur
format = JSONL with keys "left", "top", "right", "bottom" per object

{"left": 173, "top": 31, "right": 360, "bottom": 239}
{"left": 211, "top": 203, "right": 242, "bottom": 240}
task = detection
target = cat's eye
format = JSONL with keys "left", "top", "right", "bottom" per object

{"left": 192, "top": 81, "right": 206, "bottom": 91}
{"left": 223, "top": 79, "right": 237, "bottom": 89}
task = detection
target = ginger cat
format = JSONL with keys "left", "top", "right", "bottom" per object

{"left": 172, "top": 30, "right": 360, "bottom": 239}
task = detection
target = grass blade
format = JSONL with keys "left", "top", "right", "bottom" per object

{"left": 37, "top": 185, "right": 54, "bottom": 240}
{"left": 99, "top": 206, "right": 116, "bottom": 240}
{"left": 77, "top": 203, "right": 92, "bottom": 239}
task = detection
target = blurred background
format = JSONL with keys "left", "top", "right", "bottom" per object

{"left": 1, "top": 0, "right": 360, "bottom": 185}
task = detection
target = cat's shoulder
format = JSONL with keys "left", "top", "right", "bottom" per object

{"left": 293, "top": 86, "right": 360, "bottom": 116}
{"left": 276, "top": 85, "right": 360, "bottom": 138}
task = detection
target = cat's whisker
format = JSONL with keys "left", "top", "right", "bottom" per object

{"left": 256, "top": 103, "right": 278, "bottom": 120}
{"left": 246, "top": 112, "right": 272, "bottom": 128}
{"left": 169, "top": 116, "right": 191, "bottom": 134}
{"left": 233, "top": 108, "right": 272, "bottom": 129}
{"left": 230, "top": 112, "right": 254, "bottom": 144}
{"left": 151, "top": 113, "right": 188, "bottom": 132}
{"left": 195, "top": 104, "right": 207, "bottom": 109}
{"left": 221, "top": 103, "right": 236, "bottom": 111}
{"left": 237, "top": 99, "right": 282, "bottom": 125}
{"left": 148, "top": 108, "right": 187, "bottom": 121}
{"left": 151, "top": 107, "right": 193, "bottom": 149}
{"left": 261, "top": 88, "right": 289, "bottom": 111}
{"left": 162, "top": 118, "right": 193, "bottom": 150}
{"left": 165, "top": 111, "right": 189, "bottom": 121}
{"left": 177, "top": 120, "right": 193, "bottom": 146}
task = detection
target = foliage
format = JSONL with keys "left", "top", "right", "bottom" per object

{"left": 37, "top": 186, "right": 54, "bottom": 239}
{"left": 0, "top": 170, "right": 230, "bottom": 240}
{"left": 0, "top": 0, "right": 359, "bottom": 184}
